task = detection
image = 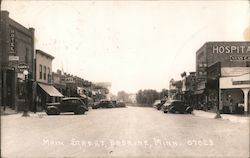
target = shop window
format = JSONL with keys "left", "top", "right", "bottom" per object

{"left": 39, "top": 65, "right": 42, "bottom": 79}
{"left": 25, "top": 48, "right": 29, "bottom": 63}
{"left": 17, "top": 79, "right": 25, "bottom": 99}
{"left": 47, "top": 67, "right": 51, "bottom": 83}
{"left": 43, "top": 66, "right": 46, "bottom": 80}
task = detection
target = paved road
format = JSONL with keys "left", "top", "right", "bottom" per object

{"left": 1, "top": 106, "right": 249, "bottom": 158}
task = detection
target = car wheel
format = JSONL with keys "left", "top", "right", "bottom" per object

{"left": 47, "top": 108, "right": 59, "bottom": 115}
{"left": 169, "top": 107, "right": 175, "bottom": 113}
{"left": 186, "top": 107, "right": 193, "bottom": 114}
{"left": 75, "top": 107, "right": 85, "bottom": 115}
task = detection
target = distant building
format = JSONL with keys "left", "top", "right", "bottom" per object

{"left": 169, "top": 79, "right": 182, "bottom": 100}
{"left": 0, "top": 11, "right": 35, "bottom": 111}
{"left": 181, "top": 72, "right": 196, "bottom": 106}
{"left": 52, "top": 69, "right": 66, "bottom": 95}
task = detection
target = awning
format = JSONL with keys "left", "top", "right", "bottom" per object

{"left": 38, "top": 83, "right": 64, "bottom": 97}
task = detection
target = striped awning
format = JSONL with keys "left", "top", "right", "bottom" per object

{"left": 38, "top": 83, "right": 63, "bottom": 97}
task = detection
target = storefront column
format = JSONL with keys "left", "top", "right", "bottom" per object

{"left": 218, "top": 88, "right": 222, "bottom": 110}
{"left": 241, "top": 88, "right": 249, "bottom": 115}
{"left": 2, "top": 69, "right": 7, "bottom": 110}
{"left": 13, "top": 69, "right": 18, "bottom": 111}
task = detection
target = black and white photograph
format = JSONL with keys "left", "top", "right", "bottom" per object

{"left": 0, "top": 0, "right": 250, "bottom": 157}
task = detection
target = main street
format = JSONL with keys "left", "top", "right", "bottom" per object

{"left": 1, "top": 106, "right": 249, "bottom": 158}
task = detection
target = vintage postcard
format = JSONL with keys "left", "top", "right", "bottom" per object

{"left": 0, "top": 0, "right": 249, "bottom": 157}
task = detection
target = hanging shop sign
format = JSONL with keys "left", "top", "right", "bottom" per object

{"left": 9, "top": 55, "right": 19, "bottom": 61}
{"left": 18, "top": 63, "right": 29, "bottom": 72}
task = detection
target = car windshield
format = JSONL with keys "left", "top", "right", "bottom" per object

{"left": 172, "top": 101, "right": 184, "bottom": 107}
{"left": 153, "top": 100, "right": 161, "bottom": 105}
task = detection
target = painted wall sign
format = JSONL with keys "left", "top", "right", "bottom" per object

{"left": 230, "top": 55, "right": 250, "bottom": 61}
{"left": 232, "top": 80, "right": 250, "bottom": 85}
{"left": 212, "top": 45, "right": 250, "bottom": 54}
{"left": 65, "top": 77, "right": 75, "bottom": 83}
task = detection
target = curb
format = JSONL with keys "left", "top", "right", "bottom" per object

{"left": 192, "top": 110, "right": 249, "bottom": 124}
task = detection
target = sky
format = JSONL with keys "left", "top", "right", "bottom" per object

{"left": 2, "top": 0, "right": 249, "bottom": 94}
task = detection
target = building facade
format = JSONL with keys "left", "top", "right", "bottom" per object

{"left": 169, "top": 79, "right": 182, "bottom": 100}
{"left": 35, "top": 50, "right": 63, "bottom": 111}
{"left": 181, "top": 72, "right": 196, "bottom": 107}
{"left": 1, "top": 11, "right": 35, "bottom": 111}
{"left": 52, "top": 70, "right": 67, "bottom": 95}
{"left": 196, "top": 41, "right": 250, "bottom": 114}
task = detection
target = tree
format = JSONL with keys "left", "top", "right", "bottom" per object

{"left": 136, "top": 89, "right": 160, "bottom": 106}
{"left": 117, "top": 91, "right": 129, "bottom": 102}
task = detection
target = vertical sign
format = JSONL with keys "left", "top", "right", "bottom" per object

{"left": 9, "top": 29, "right": 19, "bottom": 62}
{"left": 10, "top": 29, "right": 15, "bottom": 54}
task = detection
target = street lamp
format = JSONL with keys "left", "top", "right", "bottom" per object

{"left": 22, "top": 70, "right": 30, "bottom": 117}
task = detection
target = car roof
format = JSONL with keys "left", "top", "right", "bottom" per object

{"left": 62, "top": 97, "right": 81, "bottom": 100}
{"left": 170, "top": 100, "right": 183, "bottom": 102}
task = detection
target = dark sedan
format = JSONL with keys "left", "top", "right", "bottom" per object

{"left": 162, "top": 100, "right": 193, "bottom": 114}
{"left": 92, "top": 99, "right": 115, "bottom": 109}
{"left": 46, "top": 97, "right": 88, "bottom": 115}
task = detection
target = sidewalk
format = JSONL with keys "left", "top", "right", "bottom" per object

{"left": 193, "top": 110, "right": 250, "bottom": 124}
{"left": 0, "top": 107, "right": 18, "bottom": 115}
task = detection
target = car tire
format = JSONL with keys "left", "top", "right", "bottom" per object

{"left": 186, "top": 107, "right": 193, "bottom": 114}
{"left": 46, "top": 108, "right": 59, "bottom": 115}
{"left": 169, "top": 107, "right": 175, "bottom": 113}
{"left": 75, "top": 107, "right": 85, "bottom": 115}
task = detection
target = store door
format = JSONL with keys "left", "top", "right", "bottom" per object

{"left": 5, "top": 69, "right": 15, "bottom": 108}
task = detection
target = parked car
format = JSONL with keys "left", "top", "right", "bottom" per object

{"left": 46, "top": 97, "right": 88, "bottom": 115}
{"left": 153, "top": 100, "right": 161, "bottom": 108}
{"left": 162, "top": 100, "right": 193, "bottom": 114}
{"left": 92, "top": 99, "right": 115, "bottom": 109}
{"left": 153, "top": 99, "right": 166, "bottom": 110}
{"left": 80, "top": 98, "right": 89, "bottom": 111}
{"left": 116, "top": 101, "right": 126, "bottom": 108}
{"left": 92, "top": 101, "right": 101, "bottom": 109}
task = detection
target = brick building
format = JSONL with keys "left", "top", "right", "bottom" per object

{"left": 196, "top": 41, "right": 250, "bottom": 114}
{"left": 0, "top": 11, "right": 35, "bottom": 111}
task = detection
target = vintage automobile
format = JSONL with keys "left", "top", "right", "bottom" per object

{"left": 46, "top": 97, "right": 88, "bottom": 115}
{"left": 162, "top": 100, "right": 193, "bottom": 114}
{"left": 92, "top": 99, "right": 115, "bottom": 109}
{"left": 116, "top": 101, "right": 126, "bottom": 108}
{"left": 92, "top": 101, "right": 101, "bottom": 109}
{"left": 153, "top": 99, "right": 166, "bottom": 110}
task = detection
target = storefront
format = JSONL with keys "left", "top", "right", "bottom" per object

{"left": 36, "top": 83, "right": 63, "bottom": 111}
{"left": 219, "top": 67, "right": 250, "bottom": 114}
